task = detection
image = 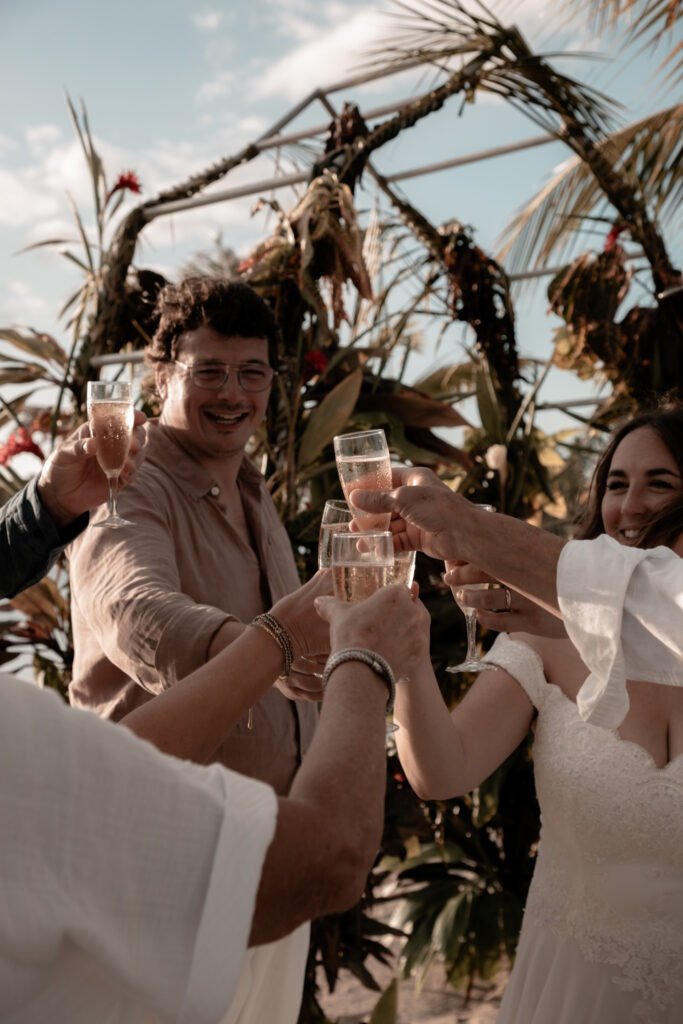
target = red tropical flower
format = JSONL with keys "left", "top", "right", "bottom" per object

{"left": 604, "top": 221, "right": 626, "bottom": 253}
{"left": 106, "top": 170, "right": 142, "bottom": 204}
{"left": 0, "top": 427, "right": 45, "bottom": 467}
{"left": 303, "top": 349, "right": 329, "bottom": 380}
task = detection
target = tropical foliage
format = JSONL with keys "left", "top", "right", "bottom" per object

{"left": 1, "top": 3, "right": 681, "bottom": 1023}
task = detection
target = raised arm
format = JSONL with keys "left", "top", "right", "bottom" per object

{"left": 121, "top": 570, "right": 332, "bottom": 761}
{"left": 389, "top": 612, "right": 535, "bottom": 799}
{"left": 250, "top": 584, "right": 428, "bottom": 943}
{"left": 351, "top": 476, "right": 566, "bottom": 615}
{"left": 1, "top": 415, "right": 145, "bottom": 599}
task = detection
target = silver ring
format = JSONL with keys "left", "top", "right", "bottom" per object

{"left": 503, "top": 587, "right": 512, "bottom": 613}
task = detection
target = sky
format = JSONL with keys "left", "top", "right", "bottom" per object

{"left": 1, "top": 0, "right": 681, "bottom": 440}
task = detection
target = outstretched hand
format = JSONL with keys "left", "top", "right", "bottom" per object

{"left": 350, "top": 471, "right": 468, "bottom": 562}
{"left": 315, "top": 583, "right": 430, "bottom": 681}
{"left": 443, "top": 563, "right": 568, "bottom": 638}
{"left": 37, "top": 413, "right": 147, "bottom": 527}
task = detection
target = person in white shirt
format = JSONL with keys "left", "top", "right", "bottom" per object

{"left": 350, "top": 406, "right": 683, "bottom": 1022}
{"left": 0, "top": 581, "right": 428, "bottom": 1024}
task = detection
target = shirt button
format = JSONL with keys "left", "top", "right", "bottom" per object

{"left": 210, "top": 485, "right": 220, "bottom": 496}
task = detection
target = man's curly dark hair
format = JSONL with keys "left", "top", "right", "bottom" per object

{"left": 144, "top": 277, "right": 278, "bottom": 395}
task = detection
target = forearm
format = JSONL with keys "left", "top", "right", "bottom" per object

{"left": 395, "top": 660, "right": 536, "bottom": 799}
{"left": 122, "top": 626, "right": 284, "bottom": 762}
{"left": 1, "top": 478, "right": 87, "bottom": 598}
{"left": 455, "top": 506, "right": 566, "bottom": 615}
{"left": 394, "top": 667, "right": 470, "bottom": 800}
{"left": 250, "top": 664, "right": 388, "bottom": 944}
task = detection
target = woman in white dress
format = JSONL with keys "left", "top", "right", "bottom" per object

{"left": 392, "top": 408, "right": 683, "bottom": 1023}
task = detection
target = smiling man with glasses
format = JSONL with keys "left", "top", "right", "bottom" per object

{"left": 67, "top": 278, "right": 325, "bottom": 1022}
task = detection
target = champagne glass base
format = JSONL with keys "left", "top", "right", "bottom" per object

{"left": 446, "top": 658, "right": 498, "bottom": 674}
{"left": 93, "top": 514, "right": 134, "bottom": 529}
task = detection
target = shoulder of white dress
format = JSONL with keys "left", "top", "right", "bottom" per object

{"left": 481, "top": 633, "right": 550, "bottom": 710}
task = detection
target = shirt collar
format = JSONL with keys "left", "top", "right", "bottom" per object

{"left": 144, "top": 420, "right": 263, "bottom": 500}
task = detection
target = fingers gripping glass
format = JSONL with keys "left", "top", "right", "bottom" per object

{"left": 87, "top": 381, "right": 135, "bottom": 529}
{"left": 175, "top": 360, "right": 275, "bottom": 392}
{"left": 446, "top": 504, "right": 500, "bottom": 675}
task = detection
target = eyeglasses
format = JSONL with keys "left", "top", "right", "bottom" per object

{"left": 174, "top": 360, "right": 275, "bottom": 393}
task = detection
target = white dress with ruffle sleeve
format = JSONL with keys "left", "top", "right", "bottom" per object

{"left": 484, "top": 634, "right": 683, "bottom": 1024}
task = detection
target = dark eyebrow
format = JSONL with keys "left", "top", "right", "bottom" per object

{"left": 607, "top": 467, "right": 680, "bottom": 478}
{"left": 194, "top": 358, "right": 269, "bottom": 367}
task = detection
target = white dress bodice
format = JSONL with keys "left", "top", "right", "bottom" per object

{"left": 485, "top": 634, "right": 683, "bottom": 1022}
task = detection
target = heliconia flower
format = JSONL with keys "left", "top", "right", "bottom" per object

{"left": 0, "top": 427, "right": 45, "bottom": 467}
{"left": 604, "top": 221, "right": 626, "bottom": 253}
{"left": 303, "top": 349, "right": 328, "bottom": 379}
{"left": 106, "top": 170, "right": 142, "bottom": 204}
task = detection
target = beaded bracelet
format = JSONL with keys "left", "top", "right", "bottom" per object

{"left": 321, "top": 648, "right": 396, "bottom": 713}
{"left": 251, "top": 613, "right": 294, "bottom": 677}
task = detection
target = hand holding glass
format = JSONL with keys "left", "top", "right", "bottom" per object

{"left": 86, "top": 381, "right": 134, "bottom": 529}
{"left": 447, "top": 504, "right": 499, "bottom": 674}
{"left": 333, "top": 429, "right": 392, "bottom": 531}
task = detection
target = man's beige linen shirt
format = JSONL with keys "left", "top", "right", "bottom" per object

{"left": 69, "top": 421, "right": 317, "bottom": 794}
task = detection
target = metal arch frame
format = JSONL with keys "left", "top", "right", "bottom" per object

{"left": 93, "top": 57, "right": 624, "bottom": 414}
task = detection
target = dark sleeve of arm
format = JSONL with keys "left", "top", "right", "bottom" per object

{"left": 0, "top": 478, "right": 88, "bottom": 599}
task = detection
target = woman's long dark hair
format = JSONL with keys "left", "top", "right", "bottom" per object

{"left": 576, "top": 406, "right": 683, "bottom": 540}
{"left": 636, "top": 497, "right": 683, "bottom": 549}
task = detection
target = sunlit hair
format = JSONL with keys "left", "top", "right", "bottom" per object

{"left": 143, "top": 277, "right": 278, "bottom": 395}
{"left": 575, "top": 405, "right": 683, "bottom": 540}
{"left": 636, "top": 497, "right": 683, "bottom": 550}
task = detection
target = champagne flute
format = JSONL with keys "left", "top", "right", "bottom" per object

{"left": 333, "top": 429, "right": 392, "bottom": 531}
{"left": 318, "top": 499, "right": 354, "bottom": 568}
{"left": 330, "top": 530, "right": 394, "bottom": 603}
{"left": 331, "top": 529, "right": 398, "bottom": 734}
{"left": 87, "top": 381, "right": 135, "bottom": 529}
{"left": 446, "top": 504, "right": 499, "bottom": 674}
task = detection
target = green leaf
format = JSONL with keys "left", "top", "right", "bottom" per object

{"left": 369, "top": 979, "right": 398, "bottom": 1024}
{"left": 367, "top": 388, "right": 471, "bottom": 429}
{"left": 0, "top": 328, "right": 67, "bottom": 367}
{"left": 0, "top": 364, "right": 54, "bottom": 385}
{"left": 65, "top": 190, "right": 95, "bottom": 273}
{"left": 475, "top": 363, "right": 505, "bottom": 442}
{"left": 297, "top": 369, "right": 362, "bottom": 469}
{"left": 17, "top": 237, "right": 78, "bottom": 253}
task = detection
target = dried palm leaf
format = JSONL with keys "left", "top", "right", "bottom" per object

{"left": 498, "top": 104, "right": 683, "bottom": 278}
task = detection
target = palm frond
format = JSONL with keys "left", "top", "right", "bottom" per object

{"left": 497, "top": 103, "right": 683, "bottom": 278}
{"left": 562, "top": 0, "right": 683, "bottom": 79}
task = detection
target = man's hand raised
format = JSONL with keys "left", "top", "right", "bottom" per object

{"left": 37, "top": 413, "right": 147, "bottom": 528}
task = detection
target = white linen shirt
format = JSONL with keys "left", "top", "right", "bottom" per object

{"left": 558, "top": 535, "right": 683, "bottom": 729}
{"left": 0, "top": 673, "right": 277, "bottom": 1024}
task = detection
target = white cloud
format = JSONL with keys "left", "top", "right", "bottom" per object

{"left": 197, "top": 70, "right": 235, "bottom": 101}
{"left": 0, "top": 169, "right": 61, "bottom": 227}
{"left": 0, "top": 132, "right": 19, "bottom": 156}
{"left": 192, "top": 8, "right": 224, "bottom": 32}
{"left": 0, "top": 280, "right": 49, "bottom": 326}
{"left": 253, "top": 8, "right": 391, "bottom": 101}
{"left": 25, "top": 123, "right": 62, "bottom": 155}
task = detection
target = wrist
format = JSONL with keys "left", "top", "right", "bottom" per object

{"left": 36, "top": 472, "right": 77, "bottom": 529}
{"left": 322, "top": 648, "right": 396, "bottom": 712}
{"left": 251, "top": 613, "right": 294, "bottom": 676}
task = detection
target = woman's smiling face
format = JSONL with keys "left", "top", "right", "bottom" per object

{"left": 600, "top": 427, "right": 683, "bottom": 545}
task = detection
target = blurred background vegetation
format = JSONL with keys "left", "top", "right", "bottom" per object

{"left": 1, "top": 2, "right": 681, "bottom": 1022}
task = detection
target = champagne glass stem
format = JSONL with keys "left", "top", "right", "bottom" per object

{"left": 107, "top": 477, "right": 117, "bottom": 519}
{"left": 464, "top": 608, "right": 478, "bottom": 662}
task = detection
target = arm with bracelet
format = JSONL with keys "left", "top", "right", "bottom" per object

{"left": 121, "top": 571, "right": 331, "bottom": 762}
